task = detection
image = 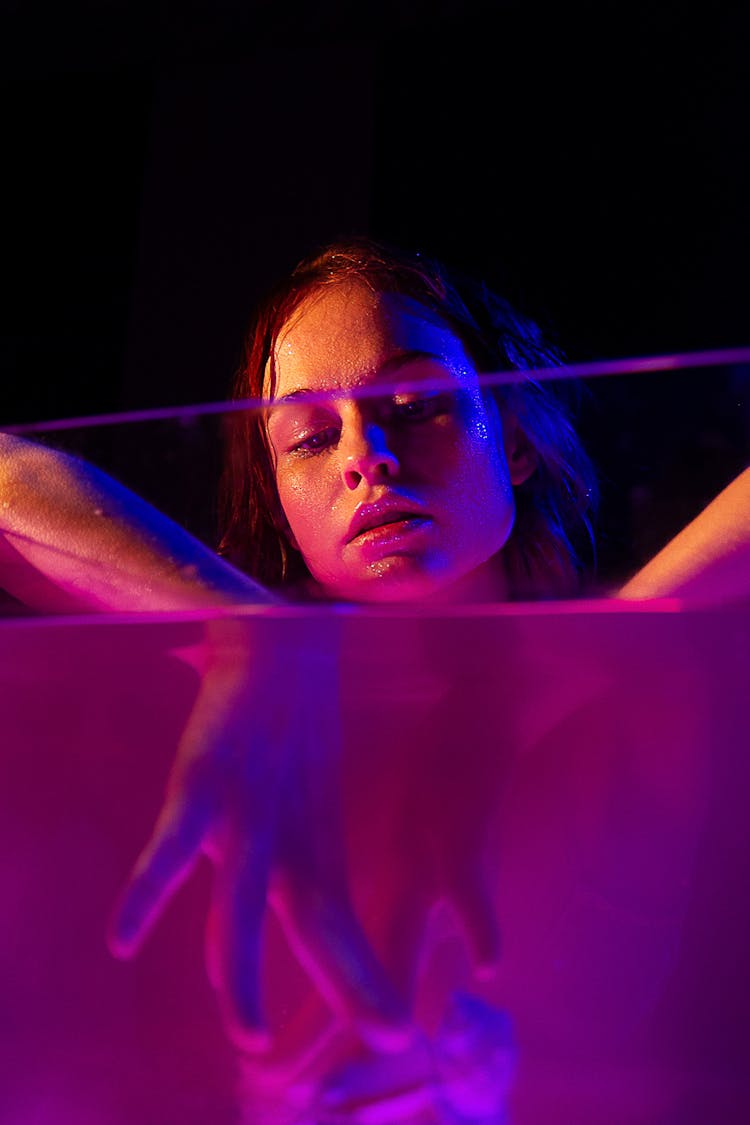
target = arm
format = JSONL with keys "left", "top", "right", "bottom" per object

{"left": 0, "top": 433, "right": 409, "bottom": 1053}
{"left": 616, "top": 467, "right": 750, "bottom": 605}
{"left": 0, "top": 432, "right": 274, "bottom": 613}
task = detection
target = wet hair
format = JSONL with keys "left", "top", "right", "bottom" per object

{"left": 218, "top": 235, "right": 598, "bottom": 599}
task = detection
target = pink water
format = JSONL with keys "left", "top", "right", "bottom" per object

{"left": 2, "top": 600, "right": 749, "bottom": 1123}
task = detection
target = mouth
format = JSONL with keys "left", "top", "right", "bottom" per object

{"left": 351, "top": 515, "right": 431, "bottom": 545}
{"left": 347, "top": 502, "right": 431, "bottom": 545}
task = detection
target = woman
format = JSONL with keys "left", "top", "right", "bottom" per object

{"left": 1, "top": 235, "right": 748, "bottom": 1119}
{"left": 220, "top": 237, "right": 597, "bottom": 603}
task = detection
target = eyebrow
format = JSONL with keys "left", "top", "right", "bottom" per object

{"left": 267, "top": 350, "right": 444, "bottom": 414}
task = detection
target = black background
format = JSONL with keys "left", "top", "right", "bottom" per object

{"left": 2, "top": 2, "right": 749, "bottom": 581}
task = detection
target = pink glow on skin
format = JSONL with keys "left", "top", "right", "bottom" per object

{"left": 265, "top": 281, "right": 535, "bottom": 604}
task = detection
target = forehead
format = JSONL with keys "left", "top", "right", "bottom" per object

{"left": 270, "top": 280, "right": 472, "bottom": 397}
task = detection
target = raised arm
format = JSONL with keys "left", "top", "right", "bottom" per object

{"left": 617, "top": 467, "right": 750, "bottom": 604}
{"left": 0, "top": 432, "right": 274, "bottom": 614}
{"left": 0, "top": 432, "right": 410, "bottom": 1058}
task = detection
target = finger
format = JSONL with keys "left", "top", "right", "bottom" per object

{"left": 446, "top": 864, "right": 501, "bottom": 980}
{"left": 107, "top": 785, "right": 214, "bottom": 959}
{"left": 270, "top": 665, "right": 414, "bottom": 1052}
{"left": 380, "top": 883, "right": 432, "bottom": 1003}
{"left": 207, "top": 815, "right": 275, "bottom": 1053}
{"left": 274, "top": 887, "right": 414, "bottom": 1054}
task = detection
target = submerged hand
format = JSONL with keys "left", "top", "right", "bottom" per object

{"left": 212, "top": 614, "right": 512, "bottom": 1121}
{"left": 107, "top": 611, "right": 411, "bottom": 1054}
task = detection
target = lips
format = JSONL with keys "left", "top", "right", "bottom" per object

{"left": 347, "top": 499, "right": 430, "bottom": 543}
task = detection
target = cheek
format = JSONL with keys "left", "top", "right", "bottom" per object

{"left": 449, "top": 430, "right": 516, "bottom": 545}
{"left": 436, "top": 415, "right": 513, "bottom": 500}
{"left": 276, "top": 464, "right": 336, "bottom": 559}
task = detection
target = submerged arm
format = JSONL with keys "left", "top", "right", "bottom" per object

{"left": 617, "top": 467, "right": 750, "bottom": 604}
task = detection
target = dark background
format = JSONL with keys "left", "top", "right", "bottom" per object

{"left": 2, "top": 2, "right": 749, "bottom": 583}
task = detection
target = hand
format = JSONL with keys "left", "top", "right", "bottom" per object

{"left": 107, "top": 610, "right": 412, "bottom": 1054}
{"left": 231, "top": 617, "right": 511, "bottom": 1120}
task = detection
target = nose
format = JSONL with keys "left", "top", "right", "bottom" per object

{"left": 341, "top": 420, "right": 400, "bottom": 490}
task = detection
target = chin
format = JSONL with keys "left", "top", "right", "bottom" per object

{"left": 334, "top": 554, "right": 502, "bottom": 606}
{"left": 320, "top": 556, "right": 441, "bottom": 605}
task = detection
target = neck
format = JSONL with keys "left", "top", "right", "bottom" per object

{"left": 431, "top": 553, "right": 509, "bottom": 606}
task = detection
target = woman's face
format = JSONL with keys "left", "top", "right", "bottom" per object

{"left": 265, "top": 280, "right": 527, "bottom": 602}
